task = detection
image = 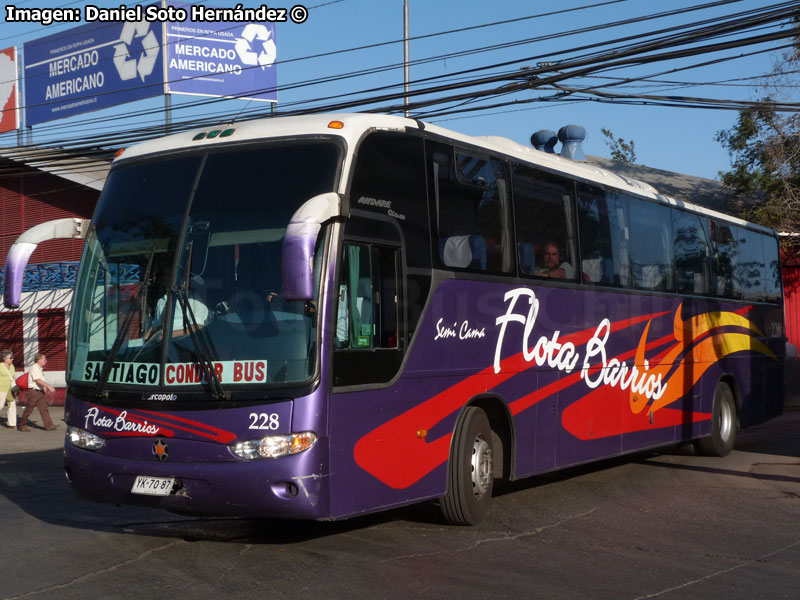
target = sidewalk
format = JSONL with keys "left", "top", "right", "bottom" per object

{"left": 1, "top": 406, "right": 66, "bottom": 454}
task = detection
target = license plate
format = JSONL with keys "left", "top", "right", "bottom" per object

{"left": 131, "top": 475, "right": 175, "bottom": 496}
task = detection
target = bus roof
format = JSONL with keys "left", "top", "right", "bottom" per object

{"left": 115, "top": 112, "right": 775, "bottom": 237}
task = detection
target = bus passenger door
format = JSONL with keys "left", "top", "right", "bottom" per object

{"left": 332, "top": 237, "right": 404, "bottom": 385}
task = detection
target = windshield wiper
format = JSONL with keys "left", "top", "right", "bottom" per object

{"left": 176, "top": 242, "right": 228, "bottom": 401}
{"left": 93, "top": 245, "right": 157, "bottom": 398}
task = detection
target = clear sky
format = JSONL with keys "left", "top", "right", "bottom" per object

{"left": 0, "top": 0, "right": 796, "bottom": 180}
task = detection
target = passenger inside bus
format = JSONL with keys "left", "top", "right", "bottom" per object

{"left": 151, "top": 272, "right": 210, "bottom": 338}
{"left": 535, "top": 241, "right": 574, "bottom": 279}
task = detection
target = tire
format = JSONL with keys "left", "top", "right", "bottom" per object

{"left": 441, "top": 406, "right": 494, "bottom": 525}
{"left": 695, "top": 381, "right": 736, "bottom": 457}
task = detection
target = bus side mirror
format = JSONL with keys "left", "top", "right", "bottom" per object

{"left": 3, "top": 218, "right": 90, "bottom": 309}
{"left": 282, "top": 193, "right": 347, "bottom": 301}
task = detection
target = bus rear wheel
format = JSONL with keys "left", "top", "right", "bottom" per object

{"left": 441, "top": 406, "right": 494, "bottom": 525}
{"left": 695, "top": 381, "right": 736, "bottom": 457}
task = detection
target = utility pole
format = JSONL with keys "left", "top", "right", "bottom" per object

{"left": 162, "top": 0, "right": 171, "bottom": 132}
{"left": 404, "top": 0, "right": 409, "bottom": 118}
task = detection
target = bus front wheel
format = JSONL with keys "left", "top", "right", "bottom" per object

{"left": 695, "top": 381, "right": 736, "bottom": 457}
{"left": 441, "top": 406, "right": 494, "bottom": 525}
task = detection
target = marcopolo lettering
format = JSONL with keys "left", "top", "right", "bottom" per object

{"left": 143, "top": 393, "right": 178, "bottom": 402}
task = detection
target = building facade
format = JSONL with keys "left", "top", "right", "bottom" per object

{"left": 0, "top": 151, "right": 106, "bottom": 403}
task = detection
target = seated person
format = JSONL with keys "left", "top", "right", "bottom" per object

{"left": 152, "top": 277, "right": 210, "bottom": 338}
{"left": 535, "top": 241, "right": 574, "bottom": 279}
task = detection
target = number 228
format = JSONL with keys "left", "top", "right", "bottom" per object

{"left": 249, "top": 413, "right": 279, "bottom": 430}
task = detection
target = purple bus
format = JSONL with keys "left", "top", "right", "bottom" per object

{"left": 4, "top": 114, "right": 785, "bottom": 524}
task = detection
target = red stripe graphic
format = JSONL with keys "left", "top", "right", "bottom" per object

{"left": 138, "top": 409, "right": 237, "bottom": 443}
{"left": 88, "top": 405, "right": 235, "bottom": 443}
{"left": 354, "top": 310, "right": 671, "bottom": 489}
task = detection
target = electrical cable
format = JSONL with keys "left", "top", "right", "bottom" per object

{"left": 0, "top": 0, "right": 796, "bottom": 174}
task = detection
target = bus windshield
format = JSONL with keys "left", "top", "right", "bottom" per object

{"left": 68, "top": 139, "right": 341, "bottom": 394}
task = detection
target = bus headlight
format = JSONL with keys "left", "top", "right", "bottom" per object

{"left": 232, "top": 432, "right": 317, "bottom": 460}
{"left": 67, "top": 426, "right": 105, "bottom": 450}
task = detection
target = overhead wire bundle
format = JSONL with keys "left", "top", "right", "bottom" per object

{"left": 0, "top": 0, "right": 797, "bottom": 180}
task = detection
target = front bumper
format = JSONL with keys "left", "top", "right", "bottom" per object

{"left": 64, "top": 441, "right": 330, "bottom": 519}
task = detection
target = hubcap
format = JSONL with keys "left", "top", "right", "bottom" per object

{"left": 471, "top": 434, "right": 493, "bottom": 497}
{"left": 719, "top": 397, "right": 733, "bottom": 441}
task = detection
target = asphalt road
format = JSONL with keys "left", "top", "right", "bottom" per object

{"left": 1, "top": 407, "right": 799, "bottom": 599}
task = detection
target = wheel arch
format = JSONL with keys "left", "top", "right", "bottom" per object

{"left": 459, "top": 394, "right": 516, "bottom": 482}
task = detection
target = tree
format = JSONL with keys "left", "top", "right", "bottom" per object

{"left": 716, "top": 29, "right": 800, "bottom": 243}
{"left": 715, "top": 106, "right": 800, "bottom": 239}
{"left": 601, "top": 127, "right": 637, "bottom": 163}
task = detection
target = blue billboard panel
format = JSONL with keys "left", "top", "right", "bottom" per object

{"left": 165, "top": 2, "right": 277, "bottom": 102}
{"left": 24, "top": 20, "right": 164, "bottom": 125}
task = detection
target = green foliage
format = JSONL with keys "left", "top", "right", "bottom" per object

{"left": 601, "top": 127, "right": 637, "bottom": 163}
{"left": 716, "top": 38, "right": 800, "bottom": 245}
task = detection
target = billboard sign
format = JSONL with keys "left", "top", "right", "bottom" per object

{"left": 0, "top": 47, "right": 20, "bottom": 133}
{"left": 24, "top": 20, "right": 164, "bottom": 125}
{"left": 165, "top": 1, "right": 277, "bottom": 102}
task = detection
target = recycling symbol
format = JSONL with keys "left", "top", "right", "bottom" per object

{"left": 113, "top": 20, "right": 159, "bottom": 82}
{"left": 234, "top": 24, "right": 277, "bottom": 70}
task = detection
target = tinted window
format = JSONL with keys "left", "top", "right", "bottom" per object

{"left": 577, "top": 185, "right": 630, "bottom": 287}
{"left": 350, "top": 133, "right": 431, "bottom": 340}
{"left": 431, "top": 144, "right": 512, "bottom": 273}
{"left": 732, "top": 226, "right": 766, "bottom": 302}
{"left": 350, "top": 132, "right": 430, "bottom": 269}
{"left": 629, "top": 197, "right": 674, "bottom": 292}
{"left": 672, "top": 210, "right": 710, "bottom": 295}
{"left": 93, "top": 155, "right": 202, "bottom": 256}
{"left": 710, "top": 220, "right": 737, "bottom": 298}
{"left": 711, "top": 221, "right": 769, "bottom": 301}
{"left": 763, "top": 235, "right": 782, "bottom": 303}
{"left": 513, "top": 165, "right": 577, "bottom": 280}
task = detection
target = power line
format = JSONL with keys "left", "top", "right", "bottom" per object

{"left": 0, "top": 0, "right": 796, "bottom": 164}
{"left": 0, "top": 0, "right": 776, "bottom": 150}
{"left": 0, "top": 0, "right": 747, "bottom": 124}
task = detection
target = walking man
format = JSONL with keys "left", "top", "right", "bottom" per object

{"left": 18, "top": 353, "right": 57, "bottom": 432}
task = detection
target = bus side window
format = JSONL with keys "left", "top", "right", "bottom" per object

{"left": 710, "top": 220, "right": 737, "bottom": 298}
{"left": 672, "top": 210, "right": 711, "bottom": 295}
{"left": 577, "top": 185, "right": 631, "bottom": 288}
{"left": 628, "top": 196, "right": 674, "bottom": 292}
{"left": 733, "top": 226, "right": 767, "bottom": 302}
{"left": 513, "top": 164, "right": 577, "bottom": 280}
{"left": 432, "top": 147, "right": 512, "bottom": 274}
{"left": 763, "top": 236, "right": 782, "bottom": 303}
